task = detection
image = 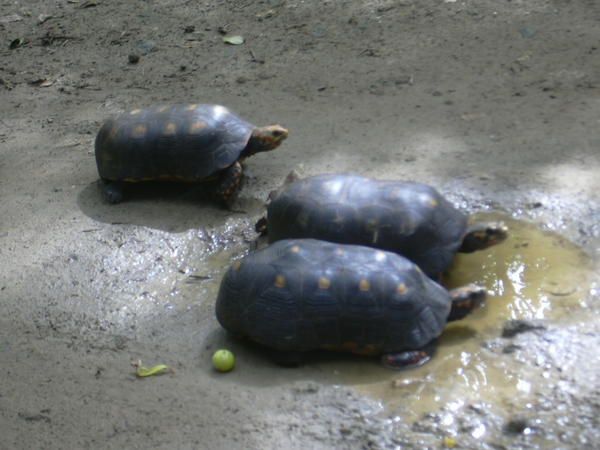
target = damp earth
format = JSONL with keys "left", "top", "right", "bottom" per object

{"left": 1, "top": 1, "right": 600, "bottom": 449}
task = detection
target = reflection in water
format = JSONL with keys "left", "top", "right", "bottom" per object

{"left": 320, "top": 214, "right": 594, "bottom": 422}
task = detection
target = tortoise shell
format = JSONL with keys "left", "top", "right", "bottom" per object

{"left": 216, "top": 239, "right": 451, "bottom": 355}
{"left": 266, "top": 174, "right": 468, "bottom": 277}
{"left": 95, "top": 104, "right": 254, "bottom": 182}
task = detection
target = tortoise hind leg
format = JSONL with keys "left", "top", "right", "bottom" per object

{"left": 380, "top": 340, "right": 437, "bottom": 370}
{"left": 100, "top": 180, "right": 124, "bottom": 204}
{"left": 212, "top": 161, "right": 243, "bottom": 207}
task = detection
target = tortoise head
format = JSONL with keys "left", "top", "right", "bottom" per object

{"left": 459, "top": 222, "right": 508, "bottom": 253}
{"left": 267, "top": 169, "right": 303, "bottom": 203}
{"left": 245, "top": 125, "right": 289, "bottom": 156}
{"left": 447, "top": 284, "right": 487, "bottom": 322}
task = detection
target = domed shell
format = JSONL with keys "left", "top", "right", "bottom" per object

{"left": 216, "top": 239, "right": 451, "bottom": 355}
{"left": 266, "top": 174, "right": 468, "bottom": 277}
{"left": 95, "top": 104, "right": 254, "bottom": 182}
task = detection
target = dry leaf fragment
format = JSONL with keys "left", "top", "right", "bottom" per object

{"left": 131, "top": 359, "right": 173, "bottom": 377}
{"left": 38, "top": 14, "right": 52, "bottom": 24}
{"left": 29, "top": 78, "right": 54, "bottom": 87}
{"left": 9, "top": 38, "right": 26, "bottom": 49}
{"left": 223, "top": 35, "right": 244, "bottom": 45}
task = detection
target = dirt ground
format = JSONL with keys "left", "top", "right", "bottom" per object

{"left": 1, "top": 0, "right": 599, "bottom": 449}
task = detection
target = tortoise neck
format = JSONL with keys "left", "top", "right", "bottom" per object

{"left": 459, "top": 226, "right": 484, "bottom": 253}
{"left": 459, "top": 222, "right": 508, "bottom": 253}
{"left": 243, "top": 129, "right": 266, "bottom": 157}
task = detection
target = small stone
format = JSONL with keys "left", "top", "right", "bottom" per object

{"left": 136, "top": 39, "right": 156, "bottom": 55}
{"left": 311, "top": 24, "right": 327, "bottom": 38}
{"left": 520, "top": 27, "right": 536, "bottom": 39}
{"left": 501, "top": 319, "right": 546, "bottom": 338}
{"left": 184, "top": 25, "right": 195, "bottom": 33}
{"left": 504, "top": 417, "right": 531, "bottom": 435}
{"left": 128, "top": 54, "right": 140, "bottom": 64}
{"left": 502, "top": 343, "right": 522, "bottom": 354}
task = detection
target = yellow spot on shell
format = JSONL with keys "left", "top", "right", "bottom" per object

{"left": 318, "top": 277, "right": 330, "bottom": 289}
{"left": 359, "top": 279, "right": 370, "bottom": 291}
{"left": 163, "top": 122, "right": 177, "bottom": 136}
{"left": 189, "top": 121, "right": 207, "bottom": 134}
{"left": 275, "top": 275, "right": 286, "bottom": 288}
{"left": 108, "top": 125, "right": 119, "bottom": 140}
{"left": 419, "top": 193, "right": 437, "bottom": 207}
{"left": 232, "top": 261, "right": 241, "bottom": 271}
{"left": 340, "top": 341, "right": 359, "bottom": 352}
{"left": 186, "top": 104, "right": 198, "bottom": 111}
{"left": 129, "top": 109, "right": 142, "bottom": 115}
{"left": 131, "top": 124, "right": 147, "bottom": 138}
{"left": 357, "top": 344, "right": 378, "bottom": 356}
{"left": 375, "top": 251, "right": 386, "bottom": 262}
{"left": 397, "top": 283, "right": 408, "bottom": 295}
{"left": 290, "top": 245, "right": 301, "bottom": 253}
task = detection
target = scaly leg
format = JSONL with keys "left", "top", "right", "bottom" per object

{"left": 101, "top": 179, "right": 124, "bottom": 204}
{"left": 213, "top": 161, "right": 244, "bottom": 207}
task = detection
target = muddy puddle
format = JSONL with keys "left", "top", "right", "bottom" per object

{"left": 298, "top": 213, "right": 596, "bottom": 420}
{"left": 193, "top": 213, "right": 595, "bottom": 430}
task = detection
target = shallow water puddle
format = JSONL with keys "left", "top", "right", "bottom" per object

{"left": 319, "top": 213, "right": 595, "bottom": 419}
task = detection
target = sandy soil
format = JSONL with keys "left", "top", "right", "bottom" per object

{"left": 1, "top": 0, "right": 599, "bottom": 449}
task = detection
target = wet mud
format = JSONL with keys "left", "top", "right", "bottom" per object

{"left": 1, "top": 0, "right": 599, "bottom": 448}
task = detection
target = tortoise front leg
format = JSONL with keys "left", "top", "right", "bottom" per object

{"left": 213, "top": 161, "right": 244, "bottom": 207}
{"left": 100, "top": 179, "right": 125, "bottom": 204}
{"left": 254, "top": 216, "right": 268, "bottom": 235}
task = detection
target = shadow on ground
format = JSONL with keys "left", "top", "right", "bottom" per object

{"left": 77, "top": 181, "right": 264, "bottom": 232}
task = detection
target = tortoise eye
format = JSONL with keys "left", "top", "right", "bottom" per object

{"left": 272, "top": 130, "right": 283, "bottom": 137}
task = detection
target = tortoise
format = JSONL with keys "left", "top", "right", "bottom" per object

{"left": 216, "top": 238, "right": 487, "bottom": 369}
{"left": 94, "top": 104, "right": 288, "bottom": 205}
{"left": 257, "top": 174, "right": 508, "bottom": 279}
